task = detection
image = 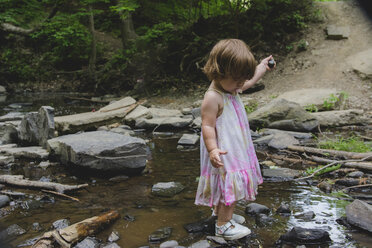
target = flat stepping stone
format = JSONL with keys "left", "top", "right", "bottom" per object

{"left": 347, "top": 48, "right": 372, "bottom": 79}
{"left": 326, "top": 25, "right": 350, "bottom": 39}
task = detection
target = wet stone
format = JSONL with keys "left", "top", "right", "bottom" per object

{"left": 160, "top": 240, "right": 179, "bottom": 248}
{"left": 262, "top": 167, "right": 301, "bottom": 182}
{"left": 188, "top": 240, "right": 211, "bottom": 248}
{"left": 295, "top": 211, "right": 316, "bottom": 221}
{"left": 75, "top": 236, "right": 100, "bottom": 248}
{"left": 245, "top": 203, "right": 270, "bottom": 216}
{"left": 276, "top": 202, "right": 291, "bottom": 215}
{"left": 148, "top": 227, "right": 172, "bottom": 243}
{"left": 102, "top": 242, "right": 121, "bottom": 248}
{"left": 255, "top": 213, "right": 275, "bottom": 226}
{"left": 184, "top": 216, "right": 215, "bottom": 234}
{"left": 152, "top": 182, "right": 185, "bottom": 197}
{"left": 206, "top": 236, "right": 227, "bottom": 245}
{"left": 0, "top": 195, "right": 10, "bottom": 208}
{"left": 16, "top": 235, "right": 41, "bottom": 247}
{"left": 108, "top": 230, "right": 120, "bottom": 242}
{"left": 123, "top": 214, "right": 135, "bottom": 222}
{"left": 318, "top": 181, "right": 332, "bottom": 193}
{"left": 31, "top": 222, "right": 43, "bottom": 231}
{"left": 51, "top": 219, "right": 70, "bottom": 230}
{"left": 347, "top": 171, "right": 364, "bottom": 178}
{"left": 0, "top": 224, "right": 26, "bottom": 241}
{"left": 279, "top": 227, "right": 331, "bottom": 245}
{"left": 177, "top": 134, "right": 200, "bottom": 146}
{"left": 346, "top": 199, "right": 372, "bottom": 232}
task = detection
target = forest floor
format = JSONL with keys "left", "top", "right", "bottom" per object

{"left": 147, "top": 1, "right": 372, "bottom": 113}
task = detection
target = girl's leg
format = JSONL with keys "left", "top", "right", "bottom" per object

{"left": 216, "top": 202, "right": 235, "bottom": 226}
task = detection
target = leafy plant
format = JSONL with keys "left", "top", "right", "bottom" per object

{"left": 319, "top": 136, "right": 371, "bottom": 153}
{"left": 322, "top": 93, "right": 339, "bottom": 110}
{"left": 245, "top": 102, "right": 258, "bottom": 114}
{"left": 305, "top": 163, "right": 342, "bottom": 177}
{"left": 304, "top": 104, "right": 318, "bottom": 112}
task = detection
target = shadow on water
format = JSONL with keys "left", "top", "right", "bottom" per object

{"left": 0, "top": 94, "right": 371, "bottom": 247}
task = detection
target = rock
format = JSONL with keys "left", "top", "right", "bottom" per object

{"left": 253, "top": 134, "right": 274, "bottom": 145}
{"left": 148, "top": 227, "right": 172, "bottom": 243}
{"left": 135, "top": 116, "right": 193, "bottom": 130}
{"left": 279, "top": 227, "right": 331, "bottom": 245}
{"left": 277, "top": 89, "right": 343, "bottom": 111}
{"left": 245, "top": 203, "right": 270, "bottom": 216}
{"left": 0, "top": 123, "right": 18, "bottom": 144}
{"left": 326, "top": 25, "right": 350, "bottom": 39}
{"left": 347, "top": 171, "right": 364, "bottom": 178}
{"left": 148, "top": 108, "right": 182, "bottom": 118}
{"left": 178, "top": 134, "right": 200, "bottom": 146}
{"left": 268, "top": 132, "right": 299, "bottom": 149}
{"left": 109, "top": 127, "right": 134, "bottom": 136}
{"left": 188, "top": 240, "right": 211, "bottom": 248}
{"left": 47, "top": 131, "right": 148, "bottom": 173}
{"left": 311, "top": 109, "right": 366, "bottom": 127}
{"left": 0, "top": 85, "right": 6, "bottom": 95}
{"left": 108, "top": 230, "right": 120, "bottom": 242}
{"left": 261, "top": 129, "right": 312, "bottom": 139}
{"left": 0, "top": 224, "right": 26, "bottom": 241}
{"left": 318, "top": 181, "right": 333, "bottom": 193}
{"left": 262, "top": 168, "right": 301, "bottom": 182}
{"left": 109, "top": 175, "right": 129, "bottom": 182}
{"left": 99, "top": 97, "right": 136, "bottom": 112}
{"left": 206, "top": 236, "right": 227, "bottom": 245}
{"left": 0, "top": 195, "right": 10, "bottom": 208}
{"left": 248, "top": 98, "right": 318, "bottom": 132}
{"left": 102, "top": 242, "right": 121, "bottom": 248}
{"left": 152, "top": 182, "right": 185, "bottom": 197}
{"left": 255, "top": 213, "right": 275, "bottom": 226}
{"left": 0, "top": 155, "right": 14, "bottom": 165}
{"left": 276, "top": 202, "right": 291, "bottom": 214}
{"left": 18, "top": 112, "right": 39, "bottom": 145}
{"left": 51, "top": 219, "right": 70, "bottom": 230}
{"left": 191, "top": 117, "right": 201, "bottom": 129}
{"left": 160, "top": 240, "right": 179, "bottom": 248}
{"left": 295, "top": 211, "right": 315, "bottom": 221}
{"left": 55, "top": 97, "right": 136, "bottom": 134}
{"left": 32, "top": 222, "right": 43, "bottom": 231}
{"left": 75, "top": 236, "right": 100, "bottom": 248}
{"left": 0, "top": 146, "right": 49, "bottom": 160}
{"left": 124, "top": 105, "right": 149, "bottom": 125}
{"left": 191, "top": 107, "right": 201, "bottom": 118}
{"left": 181, "top": 108, "right": 192, "bottom": 115}
{"left": 16, "top": 235, "right": 40, "bottom": 247}
{"left": 347, "top": 49, "right": 372, "bottom": 78}
{"left": 346, "top": 199, "right": 372, "bottom": 232}
{"left": 335, "top": 178, "right": 360, "bottom": 187}
{"left": 38, "top": 106, "right": 55, "bottom": 148}
{"left": 0, "top": 112, "right": 24, "bottom": 121}
{"left": 184, "top": 216, "right": 216, "bottom": 234}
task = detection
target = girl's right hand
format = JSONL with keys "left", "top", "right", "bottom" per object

{"left": 209, "top": 148, "right": 227, "bottom": 168}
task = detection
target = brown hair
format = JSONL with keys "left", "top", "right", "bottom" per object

{"left": 203, "top": 39, "right": 257, "bottom": 82}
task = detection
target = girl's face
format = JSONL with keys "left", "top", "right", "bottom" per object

{"left": 218, "top": 77, "right": 246, "bottom": 94}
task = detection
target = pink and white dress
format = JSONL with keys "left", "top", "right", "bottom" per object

{"left": 195, "top": 91, "right": 263, "bottom": 207}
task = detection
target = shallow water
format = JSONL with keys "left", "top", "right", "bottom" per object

{"left": 0, "top": 94, "right": 371, "bottom": 248}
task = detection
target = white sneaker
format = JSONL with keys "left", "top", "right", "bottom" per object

{"left": 215, "top": 220, "right": 251, "bottom": 240}
{"left": 211, "top": 209, "right": 246, "bottom": 224}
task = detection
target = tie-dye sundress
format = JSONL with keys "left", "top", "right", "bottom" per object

{"left": 195, "top": 90, "right": 263, "bottom": 207}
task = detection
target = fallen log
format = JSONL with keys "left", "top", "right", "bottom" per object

{"left": 287, "top": 145, "right": 372, "bottom": 161}
{"left": 310, "top": 156, "right": 372, "bottom": 172}
{"left": 33, "top": 210, "right": 120, "bottom": 248}
{"left": 267, "top": 154, "right": 317, "bottom": 166}
{"left": 0, "top": 175, "right": 88, "bottom": 193}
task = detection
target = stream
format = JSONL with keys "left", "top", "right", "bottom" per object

{"left": 0, "top": 93, "right": 371, "bottom": 248}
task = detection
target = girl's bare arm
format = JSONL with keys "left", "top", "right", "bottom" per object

{"left": 242, "top": 55, "right": 273, "bottom": 91}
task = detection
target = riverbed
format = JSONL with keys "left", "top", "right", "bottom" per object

{"left": 0, "top": 93, "right": 371, "bottom": 248}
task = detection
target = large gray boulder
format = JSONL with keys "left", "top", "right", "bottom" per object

{"left": 248, "top": 98, "right": 318, "bottom": 132}
{"left": 347, "top": 49, "right": 372, "bottom": 79}
{"left": 346, "top": 199, "right": 372, "bottom": 232}
{"left": 311, "top": 109, "right": 366, "bottom": 127}
{"left": 0, "top": 122, "right": 18, "bottom": 144}
{"left": 47, "top": 131, "right": 148, "bottom": 174}
{"left": 18, "top": 106, "right": 55, "bottom": 148}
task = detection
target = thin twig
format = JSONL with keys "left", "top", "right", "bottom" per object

{"left": 42, "top": 189, "right": 80, "bottom": 202}
{"left": 341, "top": 184, "right": 372, "bottom": 191}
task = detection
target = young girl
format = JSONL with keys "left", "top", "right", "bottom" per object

{"left": 195, "top": 39, "right": 274, "bottom": 240}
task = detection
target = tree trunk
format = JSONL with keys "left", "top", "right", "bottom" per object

{"left": 119, "top": 12, "right": 138, "bottom": 48}
{"left": 88, "top": 4, "right": 97, "bottom": 83}
{"left": 33, "top": 210, "right": 120, "bottom": 248}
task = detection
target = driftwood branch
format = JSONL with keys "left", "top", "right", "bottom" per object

{"left": 267, "top": 153, "right": 317, "bottom": 166}
{"left": 33, "top": 210, "right": 120, "bottom": 248}
{"left": 42, "top": 189, "right": 80, "bottom": 202}
{"left": 0, "top": 175, "right": 88, "bottom": 193}
{"left": 287, "top": 145, "right": 372, "bottom": 161}
{"left": 341, "top": 184, "right": 372, "bottom": 191}
{"left": 310, "top": 156, "right": 372, "bottom": 172}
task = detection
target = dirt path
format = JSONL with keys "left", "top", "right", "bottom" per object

{"left": 148, "top": 1, "right": 372, "bottom": 112}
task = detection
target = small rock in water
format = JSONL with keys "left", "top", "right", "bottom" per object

{"left": 0, "top": 195, "right": 10, "bottom": 208}
{"left": 255, "top": 213, "right": 275, "bottom": 226}
{"left": 160, "top": 240, "right": 179, "bottom": 248}
{"left": 75, "top": 236, "right": 100, "bottom": 248}
{"left": 123, "top": 214, "right": 135, "bottom": 222}
{"left": 294, "top": 211, "right": 315, "bottom": 221}
{"left": 276, "top": 202, "right": 291, "bottom": 215}
{"left": 102, "top": 242, "right": 121, "bottom": 248}
{"left": 152, "top": 182, "right": 185, "bottom": 197}
{"left": 31, "top": 222, "right": 43, "bottom": 231}
{"left": 51, "top": 219, "right": 70, "bottom": 230}
{"left": 245, "top": 203, "right": 270, "bottom": 216}
{"left": 0, "top": 224, "right": 26, "bottom": 241}
{"left": 188, "top": 240, "right": 211, "bottom": 248}
{"left": 148, "top": 227, "right": 172, "bottom": 243}
{"left": 279, "top": 227, "right": 331, "bottom": 245}
{"left": 206, "top": 236, "right": 227, "bottom": 245}
{"left": 108, "top": 231, "right": 120, "bottom": 242}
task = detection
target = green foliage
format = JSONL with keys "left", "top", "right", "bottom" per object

{"left": 322, "top": 93, "right": 339, "bottom": 110}
{"left": 245, "top": 102, "right": 258, "bottom": 114}
{"left": 304, "top": 104, "right": 318, "bottom": 112}
{"left": 137, "top": 22, "right": 175, "bottom": 44}
{"left": 31, "top": 14, "right": 92, "bottom": 67}
{"left": 305, "top": 163, "right": 342, "bottom": 177}
{"left": 319, "top": 136, "right": 372, "bottom": 153}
